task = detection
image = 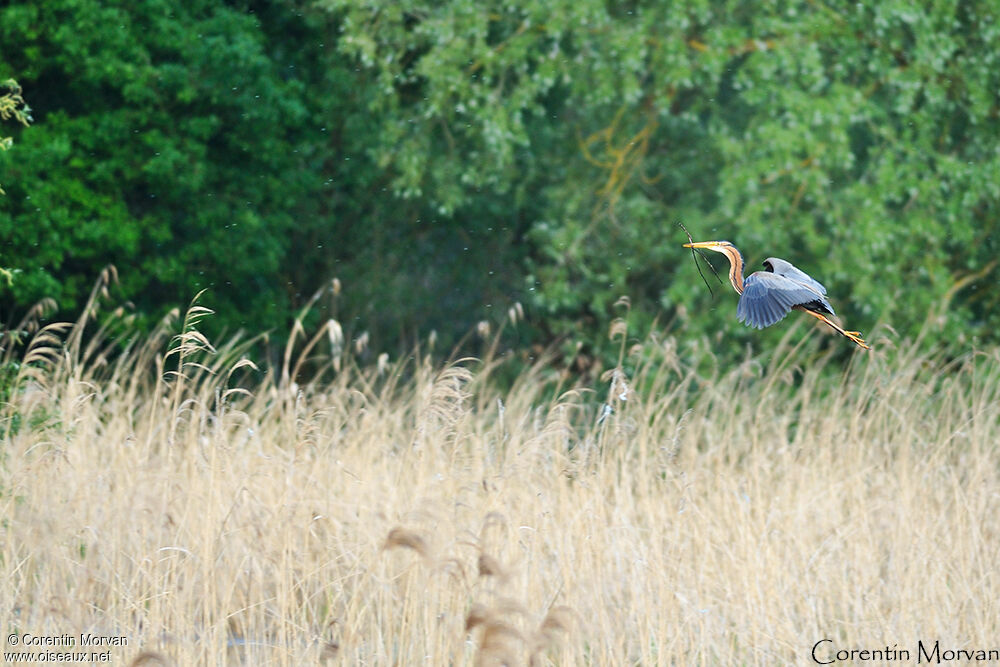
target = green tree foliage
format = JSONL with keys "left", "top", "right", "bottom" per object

{"left": 324, "top": 0, "right": 1000, "bottom": 356}
{"left": 0, "top": 78, "right": 30, "bottom": 288}
{"left": 2, "top": 0, "right": 999, "bottom": 363}
{"left": 0, "top": 0, "right": 327, "bottom": 330}
{"left": 0, "top": 78, "right": 32, "bottom": 196}
{"left": 0, "top": 0, "right": 527, "bottom": 349}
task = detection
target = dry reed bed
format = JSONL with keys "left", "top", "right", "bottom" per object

{"left": 2, "top": 301, "right": 999, "bottom": 665}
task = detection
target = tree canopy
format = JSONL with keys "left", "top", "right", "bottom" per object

{"left": 2, "top": 0, "right": 998, "bottom": 363}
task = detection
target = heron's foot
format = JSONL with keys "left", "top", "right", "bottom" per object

{"left": 844, "top": 330, "right": 871, "bottom": 350}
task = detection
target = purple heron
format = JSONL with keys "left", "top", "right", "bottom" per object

{"left": 683, "top": 240, "right": 870, "bottom": 350}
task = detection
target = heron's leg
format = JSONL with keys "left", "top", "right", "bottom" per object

{"left": 795, "top": 307, "right": 871, "bottom": 350}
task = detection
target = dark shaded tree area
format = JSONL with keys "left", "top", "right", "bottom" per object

{"left": 2, "top": 0, "right": 999, "bottom": 365}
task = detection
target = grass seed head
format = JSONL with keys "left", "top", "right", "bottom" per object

{"left": 382, "top": 527, "right": 429, "bottom": 559}
{"left": 127, "top": 652, "right": 175, "bottom": 667}
{"left": 477, "top": 553, "right": 508, "bottom": 582}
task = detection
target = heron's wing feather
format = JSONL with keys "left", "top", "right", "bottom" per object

{"left": 737, "top": 272, "right": 833, "bottom": 329}
{"left": 765, "top": 258, "right": 828, "bottom": 295}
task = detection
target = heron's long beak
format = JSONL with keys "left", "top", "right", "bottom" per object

{"left": 683, "top": 241, "right": 720, "bottom": 249}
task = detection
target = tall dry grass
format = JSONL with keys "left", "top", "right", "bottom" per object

{"left": 2, "top": 280, "right": 999, "bottom": 665}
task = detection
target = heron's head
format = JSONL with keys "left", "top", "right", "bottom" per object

{"left": 682, "top": 239, "right": 746, "bottom": 292}
{"left": 682, "top": 240, "right": 736, "bottom": 255}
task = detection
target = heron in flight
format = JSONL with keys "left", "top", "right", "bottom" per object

{"left": 683, "top": 240, "right": 870, "bottom": 350}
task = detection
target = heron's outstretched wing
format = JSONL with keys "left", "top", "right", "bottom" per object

{"left": 737, "top": 272, "right": 834, "bottom": 329}
{"left": 764, "top": 257, "right": 828, "bottom": 295}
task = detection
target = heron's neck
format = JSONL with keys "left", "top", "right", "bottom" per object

{"left": 725, "top": 247, "right": 745, "bottom": 295}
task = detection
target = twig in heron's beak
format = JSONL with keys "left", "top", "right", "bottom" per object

{"left": 677, "top": 221, "right": 723, "bottom": 298}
